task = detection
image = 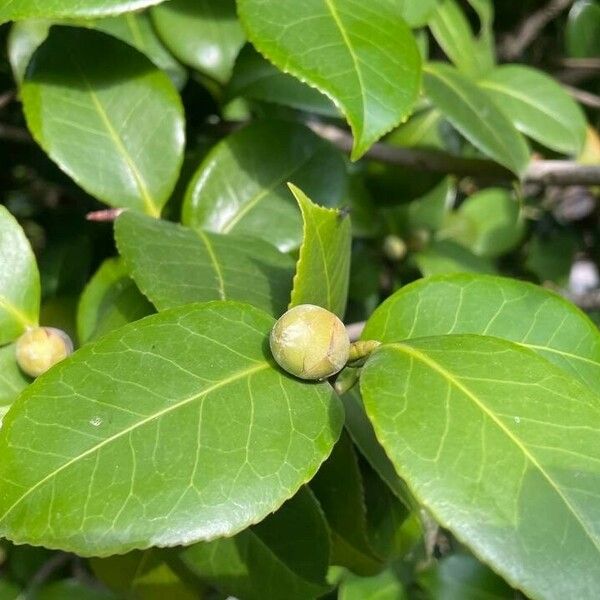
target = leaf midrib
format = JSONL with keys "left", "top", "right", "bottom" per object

{"left": 0, "top": 296, "right": 35, "bottom": 329}
{"left": 0, "top": 362, "right": 269, "bottom": 523}
{"left": 389, "top": 342, "right": 600, "bottom": 553}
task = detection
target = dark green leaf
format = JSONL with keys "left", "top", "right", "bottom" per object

{"left": 181, "top": 120, "right": 348, "bottom": 252}
{"left": 424, "top": 62, "right": 529, "bottom": 176}
{"left": 238, "top": 0, "right": 422, "bottom": 159}
{"left": 362, "top": 273, "right": 600, "bottom": 391}
{"left": 22, "top": 27, "right": 185, "bottom": 215}
{"left": 288, "top": 185, "right": 352, "bottom": 318}
{"left": 0, "top": 302, "right": 343, "bottom": 555}
{"left": 566, "top": 0, "right": 600, "bottom": 58}
{"left": 413, "top": 240, "right": 497, "bottom": 276}
{"left": 35, "top": 579, "right": 117, "bottom": 600}
{"left": 116, "top": 211, "right": 295, "bottom": 316}
{"left": 361, "top": 335, "right": 600, "bottom": 599}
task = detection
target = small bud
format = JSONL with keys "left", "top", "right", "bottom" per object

{"left": 270, "top": 304, "right": 350, "bottom": 380}
{"left": 16, "top": 327, "right": 73, "bottom": 378}
{"left": 382, "top": 235, "right": 407, "bottom": 262}
{"left": 407, "top": 228, "right": 431, "bottom": 251}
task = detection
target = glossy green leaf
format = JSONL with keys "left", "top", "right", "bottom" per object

{"left": 22, "top": 27, "right": 185, "bottom": 216}
{"left": 480, "top": 65, "right": 587, "bottom": 156}
{"left": 413, "top": 241, "right": 497, "bottom": 277}
{"left": 417, "top": 554, "right": 513, "bottom": 599}
{"left": 0, "top": 0, "right": 167, "bottom": 23}
{"left": 92, "top": 549, "right": 196, "bottom": 599}
{"left": 181, "top": 120, "right": 348, "bottom": 252}
{"left": 238, "top": 0, "right": 422, "bottom": 159}
{"left": 311, "top": 432, "right": 383, "bottom": 575}
{"left": 566, "top": 0, "right": 600, "bottom": 58}
{"left": 339, "top": 568, "right": 407, "bottom": 600}
{"left": 424, "top": 63, "right": 529, "bottom": 176}
{"left": 361, "top": 335, "right": 600, "bottom": 599}
{"left": 7, "top": 19, "right": 50, "bottom": 84}
{"left": 439, "top": 188, "right": 525, "bottom": 257}
{"left": 227, "top": 45, "right": 338, "bottom": 116}
{"left": 428, "top": 0, "right": 493, "bottom": 78}
{"left": 116, "top": 211, "right": 295, "bottom": 316}
{"left": 400, "top": 0, "right": 439, "bottom": 28}
{"left": 0, "top": 345, "right": 30, "bottom": 423}
{"left": 0, "top": 205, "right": 40, "bottom": 344}
{"left": 362, "top": 273, "right": 600, "bottom": 391}
{"left": 0, "top": 302, "right": 343, "bottom": 556}
{"left": 151, "top": 0, "right": 244, "bottom": 84}
{"left": 178, "top": 487, "right": 330, "bottom": 600}
{"left": 77, "top": 258, "right": 154, "bottom": 344}
{"left": 288, "top": 185, "right": 352, "bottom": 318}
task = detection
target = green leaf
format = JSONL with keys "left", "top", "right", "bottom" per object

{"left": 177, "top": 487, "right": 331, "bottom": 600}
{"left": 0, "top": 205, "right": 40, "bottom": 344}
{"left": 526, "top": 231, "right": 578, "bottom": 286}
{"left": 310, "top": 432, "right": 383, "bottom": 575}
{"left": 428, "top": 0, "right": 494, "bottom": 78}
{"left": 417, "top": 554, "right": 513, "bottom": 599}
{"left": 288, "top": 185, "right": 352, "bottom": 318}
{"left": 151, "top": 0, "right": 244, "bottom": 85}
{"left": 35, "top": 580, "right": 117, "bottom": 600}
{"left": 7, "top": 19, "right": 51, "bottom": 84}
{"left": 361, "top": 335, "right": 600, "bottom": 599}
{"left": 22, "top": 26, "right": 185, "bottom": 216}
{"left": 362, "top": 273, "right": 600, "bottom": 391}
{"left": 0, "top": 301, "right": 343, "bottom": 556}
{"left": 181, "top": 120, "right": 348, "bottom": 252}
{"left": 92, "top": 549, "right": 196, "bottom": 599}
{"left": 423, "top": 62, "right": 529, "bottom": 176}
{"left": 413, "top": 240, "right": 497, "bottom": 277}
{"left": 0, "top": 0, "right": 167, "bottom": 23}
{"left": 0, "top": 345, "right": 30, "bottom": 422}
{"left": 480, "top": 65, "right": 587, "bottom": 156}
{"left": 237, "top": 0, "right": 422, "bottom": 159}
{"left": 399, "top": 0, "right": 439, "bottom": 28}
{"left": 439, "top": 188, "right": 525, "bottom": 257}
{"left": 339, "top": 568, "right": 407, "bottom": 600}
{"left": 566, "top": 0, "right": 600, "bottom": 58}
{"left": 227, "top": 45, "right": 338, "bottom": 117}
{"left": 77, "top": 258, "right": 154, "bottom": 344}
{"left": 116, "top": 211, "right": 295, "bottom": 316}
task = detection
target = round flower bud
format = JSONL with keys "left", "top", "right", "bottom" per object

{"left": 16, "top": 327, "right": 73, "bottom": 378}
{"left": 382, "top": 235, "right": 407, "bottom": 262}
{"left": 270, "top": 304, "right": 350, "bottom": 380}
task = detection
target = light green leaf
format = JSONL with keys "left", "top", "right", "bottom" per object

{"left": 0, "top": 302, "right": 343, "bottom": 556}
{"left": 417, "top": 553, "right": 513, "bottom": 599}
{"left": 480, "top": 65, "right": 587, "bottom": 156}
{"left": 362, "top": 273, "right": 600, "bottom": 391}
{"left": 399, "top": 0, "right": 439, "bottom": 28}
{"left": 237, "top": 0, "right": 422, "bottom": 159}
{"left": 22, "top": 26, "right": 185, "bottom": 216}
{"left": 0, "top": 205, "right": 40, "bottom": 344}
{"left": 428, "top": 0, "right": 494, "bottom": 78}
{"left": 0, "top": 345, "right": 30, "bottom": 421}
{"left": 181, "top": 120, "right": 348, "bottom": 253}
{"left": 439, "top": 188, "right": 525, "bottom": 257}
{"left": 151, "top": 0, "right": 244, "bottom": 84}
{"left": 7, "top": 19, "right": 51, "bottom": 84}
{"left": 116, "top": 211, "right": 295, "bottom": 316}
{"left": 77, "top": 258, "right": 154, "bottom": 344}
{"left": 177, "top": 487, "right": 330, "bottom": 600}
{"left": 288, "top": 184, "right": 352, "bottom": 318}
{"left": 361, "top": 335, "right": 600, "bottom": 599}
{"left": 311, "top": 432, "right": 383, "bottom": 575}
{"left": 566, "top": 0, "right": 600, "bottom": 58}
{"left": 424, "top": 62, "right": 530, "bottom": 176}
{"left": 0, "top": 0, "right": 167, "bottom": 23}
{"left": 413, "top": 240, "right": 497, "bottom": 277}
{"left": 227, "top": 45, "right": 338, "bottom": 117}
{"left": 339, "top": 568, "right": 407, "bottom": 600}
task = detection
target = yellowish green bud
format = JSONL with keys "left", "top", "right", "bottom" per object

{"left": 383, "top": 235, "right": 407, "bottom": 261}
{"left": 16, "top": 327, "right": 73, "bottom": 378}
{"left": 270, "top": 304, "right": 350, "bottom": 380}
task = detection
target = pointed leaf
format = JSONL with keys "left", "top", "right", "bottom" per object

{"left": 480, "top": 65, "right": 587, "bottom": 156}
{"left": 361, "top": 335, "right": 600, "bottom": 599}
{"left": 0, "top": 205, "right": 40, "bottom": 344}
{"left": 288, "top": 185, "right": 351, "bottom": 318}
{"left": 22, "top": 27, "right": 185, "bottom": 216}
{"left": 237, "top": 0, "right": 422, "bottom": 159}
{"left": 400, "top": 0, "right": 439, "bottom": 28}
{"left": 181, "top": 120, "right": 348, "bottom": 252}
{"left": 0, "top": 302, "right": 343, "bottom": 555}
{"left": 362, "top": 273, "right": 600, "bottom": 391}
{"left": 424, "top": 62, "right": 529, "bottom": 176}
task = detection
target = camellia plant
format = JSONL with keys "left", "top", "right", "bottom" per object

{"left": 0, "top": 0, "right": 599, "bottom": 599}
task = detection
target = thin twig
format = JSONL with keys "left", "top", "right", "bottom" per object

{"left": 0, "top": 90, "right": 16, "bottom": 111}
{"left": 499, "top": 0, "right": 574, "bottom": 60}
{"left": 86, "top": 208, "right": 124, "bottom": 222}
{"left": 0, "top": 123, "right": 32, "bottom": 143}
{"left": 562, "top": 84, "right": 600, "bottom": 109}
{"left": 559, "top": 58, "right": 600, "bottom": 70}
{"left": 17, "top": 552, "right": 72, "bottom": 600}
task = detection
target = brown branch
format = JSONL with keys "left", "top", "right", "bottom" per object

{"left": 0, "top": 90, "right": 16, "bottom": 111}
{"left": 498, "top": 0, "right": 574, "bottom": 60}
{"left": 559, "top": 58, "right": 600, "bottom": 70}
{"left": 0, "top": 123, "right": 32, "bottom": 143}
{"left": 562, "top": 84, "right": 600, "bottom": 110}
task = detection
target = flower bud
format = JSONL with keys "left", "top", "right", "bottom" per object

{"left": 16, "top": 327, "right": 73, "bottom": 378}
{"left": 270, "top": 304, "right": 350, "bottom": 380}
{"left": 383, "top": 235, "right": 407, "bottom": 261}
